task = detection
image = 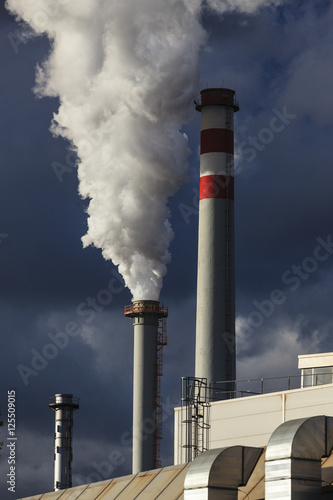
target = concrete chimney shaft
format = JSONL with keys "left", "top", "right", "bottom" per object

{"left": 125, "top": 300, "right": 167, "bottom": 473}
{"left": 195, "top": 88, "right": 239, "bottom": 400}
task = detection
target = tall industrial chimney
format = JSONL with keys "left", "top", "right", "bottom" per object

{"left": 195, "top": 88, "right": 239, "bottom": 400}
{"left": 49, "top": 394, "right": 79, "bottom": 491}
{"left": 125, "top": 300, "right": 168, "bottom": 473}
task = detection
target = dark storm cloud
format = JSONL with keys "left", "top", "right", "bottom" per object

{"left": 1, "top": 1, "right": 333, "bottom": 499}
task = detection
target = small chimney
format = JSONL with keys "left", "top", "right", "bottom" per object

{"left": 49, "top": 394, "right": 79, "bottom": 490}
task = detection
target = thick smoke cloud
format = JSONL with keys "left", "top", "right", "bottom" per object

{"left": 5, "top": 0, "right": 284, "bottom": 301}
{"left": 206, "top": 0, "right": 284, "bottom": 15}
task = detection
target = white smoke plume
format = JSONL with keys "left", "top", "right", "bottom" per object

{"left": 206, "top": 0, "right": 285, "bottom": 15}
{"left": 6, "top": 0, "right": 283, "bottom": 300}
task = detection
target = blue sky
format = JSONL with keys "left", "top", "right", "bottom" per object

{"left": 1, "top": 1, "right": 333, "bottom": 497}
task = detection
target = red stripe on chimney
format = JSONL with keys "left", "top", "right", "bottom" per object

{"left": 200, "top": 129, "right": 234, "bottom": 155}
{"left": 199, "top": 175, "right": 234, "bottom": 200}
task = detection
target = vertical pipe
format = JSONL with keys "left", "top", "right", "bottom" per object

{"left": 195, "top": 88, "right": 239, "bottom": 400}
{"left": 49, "top": 394, "right": 79, "bottom": 491}
{"left": 282, "top": 393, "right": 286, "bottom": 423}
{"left": 125, "top": 300, "right": 167, "bottom": 473}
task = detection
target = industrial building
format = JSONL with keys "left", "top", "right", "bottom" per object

{"left": 18, "top": 89, "right": 333, "bottom": 499}
{"left": 20, "top": 352, "right": 333, "bottom": 499}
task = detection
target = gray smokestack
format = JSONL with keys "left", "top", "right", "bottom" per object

{"left": 195, "top": 88, "right": 239, "bottom": 400}
{"left": 125, "top": 300, "right": 168, "bottom": 472}
{"left": 49, "top": 394, "right": 79, "bottom": 490}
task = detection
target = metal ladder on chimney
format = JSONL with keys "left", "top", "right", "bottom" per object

{"left": 155, "top": 315, "right": 167, "bottom": 468}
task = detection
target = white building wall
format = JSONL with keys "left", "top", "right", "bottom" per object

{"left": 174, "top": 383, "right": 333, "bottom": 465}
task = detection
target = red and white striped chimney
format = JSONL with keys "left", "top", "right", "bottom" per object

{"left": 195, "top": 88, "right": 239, "bottom": 400}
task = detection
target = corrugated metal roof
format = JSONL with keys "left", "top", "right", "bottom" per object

{"left": 92, "top": 472, "right": 155, "bottom": 499}
{"left": 17, "top": 496, "right": 44, "bottom": 500}
{"left": 53, "top": 484, "right": 90, "bottom": 499}
{"left": 45, "top": 494, "right": 69, "bottom": 500}
{"left": 18, "top": 443, "right": 333, "bottom": 500}
{"left": 68, "top": 479, "right": 114, "bottom": 500}
{"left": 18, "top": 464, "right": 189, "bottom": 500}
{"left": 134, "top": 464, "right": 189, "bottom": 499}
{"left": 17, "top": 492, "right": 66, "bottom": 500}
{"left": 87, "top": 474, "right": 136, "bottom": 499}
